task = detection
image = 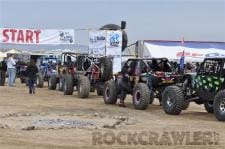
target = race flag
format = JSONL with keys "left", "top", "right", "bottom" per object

{"left": 179, "top": 50, "right": 185, "bottom": 71}
{"left": 179, "top": 38, "right": 185, "bottom": 72}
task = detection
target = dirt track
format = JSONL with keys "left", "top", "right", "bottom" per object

{"left": 0, "top": 80, "right": 225, "bottom": 149}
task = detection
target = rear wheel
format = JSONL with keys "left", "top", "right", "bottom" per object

{"left": 77, "top": 76, "right": 90, "bottom": 98}
{"left": 182, "top": 100, "right": 190, "bottom": 110}
{"left": 97, "top": 89, "right": 103, "bottom": 96}
{"left": 90, "top": 86, "right": 95, "bottom": 92}
{"left": 214, "top": 90, "right": 225, "bottom": 121}
{"left": 63, "top": 74, "right": 74, "bottom": 95}
{"left": 103, "top": 80, "right": 117, "bottom": 104}
{"left": 204, "top": 101, "right": 214, "bottom": 113}
{"left": 36, "top": 73, "right": 44, "bottom": 88}
{"left": 132, "top": 83, "right": 150, "bottom": 110}
{"left": 48, "top": 75, "right": 57, "bottom": 90}
{"left": 162, "top": 85, "right": 184, "bottom": 115}
{"left": 58, "top": 74, "right": 65, "bottom": 91}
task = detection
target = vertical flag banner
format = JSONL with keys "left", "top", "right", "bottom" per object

{"left": 179, "top": 38, "right": 185, "bottom": 72}
{"left": 179, "top": 50, "right": 185, "bottom": 72}
{"left": 106, "top": 30, "right": 122, "bottom": 74}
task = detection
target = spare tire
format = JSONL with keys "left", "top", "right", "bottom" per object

{"left": 36, "top": 73, "right": 44, "bottom": 88}
{"left": 77, "top": 56, "right": 85, "bottom": 71}
{"left": 77, "top": 76, "right": 90, "bottom": 98}
{"left": 100, "top": 57, "right": 112, "bottom": 81}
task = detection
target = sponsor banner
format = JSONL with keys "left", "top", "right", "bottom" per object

{"left": 89, "top": 30, "right": 106, "bottom": 55}
{"left": 0, "top": 28, "right": 74, "bottom": 44}
{"left": 143, "top": 41, "right": 225, "bottom": 62}
{"left": 89, "top": 30, "right": 122, "bottom": 73}
{"left": 106, "top": 30, "right": 122, "bottom": 49}
{"left": 106, "top": 31, "right": 122, "bottom": 74}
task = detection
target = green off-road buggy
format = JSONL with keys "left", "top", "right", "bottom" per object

{"left": 162, "top": 58, "right": 225, "bottom": 121}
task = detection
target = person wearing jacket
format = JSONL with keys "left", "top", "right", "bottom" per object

{"left": 7, "top": 55, "right": 16, "bottom": 87}
{"left": 26, "top": 59, "right": 39, "bottom": 94}
{"left": 0, "top": 58, "right": 7, "bottom": 86}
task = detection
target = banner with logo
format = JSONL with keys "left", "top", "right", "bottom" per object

{"left": 106, "top": 30, "right": 122, "bottom": 74}
{"left": 89, "top": 30, "right": 122, "bottom": 73}
{"left": 89, "top": 30, "right": 106, "bottom": 55}
{"left": 143, "top": 41, "right": 225, "bottom": 62}
{"left": 0, "top": 28, "right": 75, "bottom": 44}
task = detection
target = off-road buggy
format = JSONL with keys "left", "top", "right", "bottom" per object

{"left": 103, "top": 58, "right": 180, "bottom": 110}
{"left": 48, "top": 52, "right": 113, "bottom": 98}
{"left": 39, "top": 56, "right": 58, "bottom": 81}
{"left": 162, "top": 58, "right": 225, "bottom": 121}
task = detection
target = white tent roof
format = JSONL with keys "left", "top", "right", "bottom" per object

{"left": 6, "top": 49, "right": 22, "bottom": 54}
{"left": 0, "top": 51, "right": 7, "bottom": 58}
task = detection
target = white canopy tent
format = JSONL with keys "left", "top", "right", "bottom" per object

{"left": 6, "top": 49, "right": 22, "bottom": 54}
{"left": 142, "top": 40, "right": 225, "bottom": 63}
{"left": 0, "top": 51, "right": 7, "bottom": 61}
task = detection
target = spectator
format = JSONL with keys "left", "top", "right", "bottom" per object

{"left": 0, "top": 58, "right": 7, "bottom": 86}
{"left": 26, "top": 59, "right": 38, "bottom": 94}
{"left": 7, "top": 55, "right": 16, "bottom": 87}
{"left": 184, "top": 62, "right": 192, "bottom": 73}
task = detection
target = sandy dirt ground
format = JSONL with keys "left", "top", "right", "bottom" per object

{"left": 0, "top": 79, "right": 225, "bottom": 149}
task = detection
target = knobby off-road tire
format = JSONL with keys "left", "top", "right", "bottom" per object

{"left": 204, "top": 101, "right": 214, "bottom": 113}
{"left": 97, "top": 89, "right": 103, "bottom": 96}
{"left": 48, "top": 75, "right": 57, "bottom": 90}
{"left": 182, "top": 100, "right": 190, "bottom": 110}
{"left": 132, "top": 83, "right": 150, "bottom": 110}
{"left": 77, "top": 76, "right": 90, "bottom": 98}
{"left": 58, "top": 74, "right": 65, "bottom": 91}
{"left": 214, "top": 90, "right": 225, "bottom": 121}
{"left": 90, "top": 86, "right": 95, "bottom": 92}
{"left": 63, "top": 74, "right": 74, "bottom": 95}
{"left": 36, "top": 73, "right": 44, "bottom": 88}
{"left": 103, "top": 80, "right": 117, "bottom": 104}
{"left": 162, "top": 85, "right": 184, "bottom": 115}
{"left": 100, "top": 57, "right": 113, "bottom": 81}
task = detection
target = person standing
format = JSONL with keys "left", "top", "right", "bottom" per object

{"left": 7, "top": 54, "right": 16, "bottom": 87}
{"left": 26, "top": 59, "right": 38, "bottom": 94}
{"left": 0, "top": 58, "right": 7, "bottom": 86}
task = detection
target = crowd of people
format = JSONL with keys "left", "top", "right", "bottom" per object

{"left": 0, "top": 55, "right": 17, "bottom": 87}
{"left": 0, "top": 54, "right": 38, "bottom": 94}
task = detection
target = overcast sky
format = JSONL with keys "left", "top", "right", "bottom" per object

{"left": 0, "top": 0, "right": 225, "bottom": 45}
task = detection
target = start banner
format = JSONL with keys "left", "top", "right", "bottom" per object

{"left": 0, "top": 28, "right": 75, "bottom": 44}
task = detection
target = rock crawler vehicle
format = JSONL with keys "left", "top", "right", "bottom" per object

{"left": 39, "top": 56, "right": 58, "bottom": 81}
{"left": 48, "top": 52, "right": 113, "bottom": 98}
{"left": 103, "top": 58, "right": 180, "bottom": 110}
{"left": 162, "top": 58, "right": 225, "bottom": 121}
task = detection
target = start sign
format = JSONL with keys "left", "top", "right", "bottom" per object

{"left": 0, "top": 28, "right": 75, "bottom": 44}
{"left": 2, "top": 29, "right": 41, "bottom": 43}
